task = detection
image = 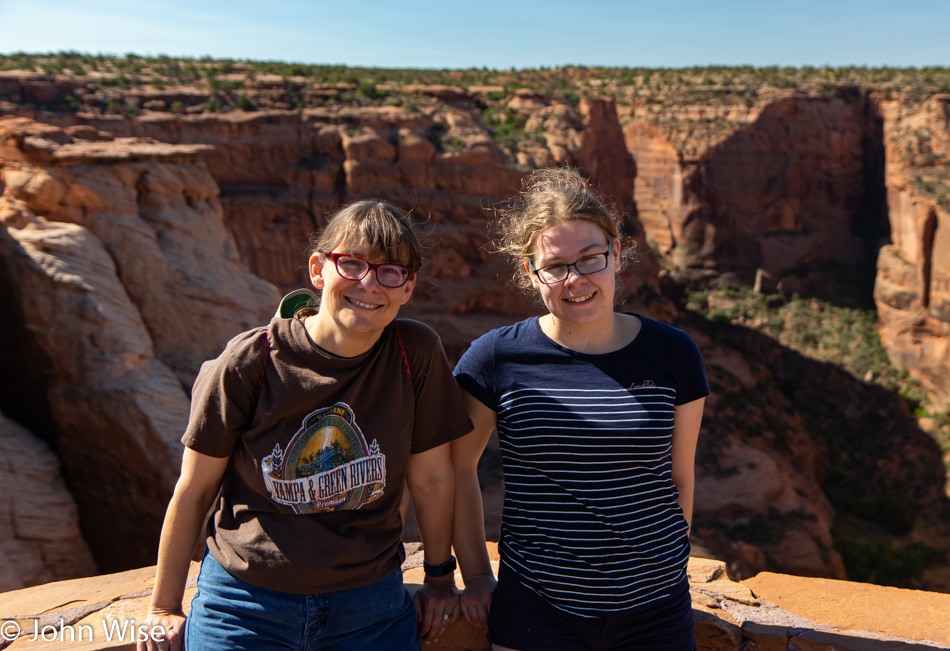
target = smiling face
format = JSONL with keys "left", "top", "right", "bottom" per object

{"left": 308, "top": 242, "right": 415, "bottom": 356}
{"left": 528, "top": 219, "right": 621, "bottom": 330}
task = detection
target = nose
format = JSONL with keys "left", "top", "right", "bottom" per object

{"left": 356, "top": 269, "right": 383, "bottom": 292}
{"left": 563, "top": 264, "right": 588, "bottom": 285}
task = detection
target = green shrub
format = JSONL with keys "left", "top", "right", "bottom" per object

{"left": 482, "top": 106, "right": 528, "bottom": 153}
{"left": 236, "top": 95, "right": 256, "bottom": 111}
{"left": 835, "top": 537, "right": 943, "bottom": 587}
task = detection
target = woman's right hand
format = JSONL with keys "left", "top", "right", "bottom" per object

{"left": 136, "top": 609, "right": 186, "bottom": 651}
{"left": 142, "top": 450, "right": 228, "bottom": 651}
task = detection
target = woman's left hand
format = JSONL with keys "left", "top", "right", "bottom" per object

{"left": 459, "top": 574, "right": 496, "bottom": 630}
{"left": 413, "top": 574, "right": 459, "bottom": 644}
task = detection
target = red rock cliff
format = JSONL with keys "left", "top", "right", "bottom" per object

{"left": 2, "top": 74, "right": 949, "bottom": 592}
{"left": 875, "top": 94, "right": 950, "bottom": 409}
{"left": 0, "top": 117, "right": 278, "bottom": 573}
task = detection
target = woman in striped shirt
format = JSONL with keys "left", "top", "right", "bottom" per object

{"left": 452, "top": 168, "right": 708, "bottom": 651}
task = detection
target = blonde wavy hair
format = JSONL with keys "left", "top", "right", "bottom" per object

{"left": 493, "top": 167, "right": 633, "bottom": 293}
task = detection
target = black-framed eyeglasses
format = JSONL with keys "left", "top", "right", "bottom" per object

{"left": 528, "top": 242, "right": 612, "bottom": 284}
{"left": 323, "top": 252, "right": 414, "bottom": 288}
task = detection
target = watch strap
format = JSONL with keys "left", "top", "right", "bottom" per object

{"left": 423, "top": 555, "right": 457, "bottom": 577}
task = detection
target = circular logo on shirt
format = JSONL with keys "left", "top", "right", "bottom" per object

{"left": 261, "top": 403, "right": 386, "bottom": 514}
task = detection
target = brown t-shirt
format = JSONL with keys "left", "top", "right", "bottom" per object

{"left": 182, "top": 317, "right": 472, "bottom": 594}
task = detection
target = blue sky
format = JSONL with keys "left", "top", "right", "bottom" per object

{"left": 1, "top": 0, "right": 948, "bottom": 69}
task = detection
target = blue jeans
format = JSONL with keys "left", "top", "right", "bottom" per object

{"left": 185, "top": 551, "right": 421, "bottom": 650}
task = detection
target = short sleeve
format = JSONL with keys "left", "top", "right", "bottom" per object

{"left": 453, "top": 329, "right": 499, "bottom": 412}
{"left": 181, "top": 326, "right": 269, "bottom": 457}
{"left": 398, "top": 321, "right": 474, "bottom": 454}
{"left": 675, "top": 331, "right": 709, "bottom": 406}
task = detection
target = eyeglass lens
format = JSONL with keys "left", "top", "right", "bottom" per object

{"left": 333, "top": 255, "right": 410, "bottom": 288}
{"left": 535, "top": 251, "right": 609, "bottom": 283}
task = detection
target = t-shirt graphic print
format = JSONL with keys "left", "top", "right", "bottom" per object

{"left": 261, "top": 402, "right": 386, "bottom": 514}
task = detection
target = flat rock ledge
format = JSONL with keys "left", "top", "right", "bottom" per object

{"left": 0, "top": 545, "right": 947, "bottom": 650}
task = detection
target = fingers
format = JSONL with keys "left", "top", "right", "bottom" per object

{"left": 439, "top": 599, "right": 460, "bottom": 629}
{"left": 470, "top": 600, "right": 490, "bottom": 629}
{"left": 417, "top": 589, "right": 460, "bottom": 644}
{"left": 458, "top": 575, "right": 495, "bottom": 631}
{"left": 459, "top": 592, "right": 491, "bottom": 630}
{"left": 413, "top": 591, "right": 423, "bottom": 622}
{"left": 419, "top": 598, "right": 437, "bottom": 638}
{"left": 425, "top": 600, "right": 453, "bottom": 642}
{"left": 416, "top": 591, "right": 437, "bottom": 639}
{"left": 423, "top": 612, "right": 450, "bottom": 644}
{"left": 136, "top": 613, "right": 185, "bottom": 651}
{"left": 431, "top": 607, "right": 456, "bottom": 643}
{"left": 459, "top": 595, "right": 475, "bottom": 622}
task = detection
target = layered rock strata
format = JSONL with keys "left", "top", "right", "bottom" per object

{"left": 1, "top": 73, "right": 948, "bottom": 411}
{"left": 0, "top": 117, "right": 278, "bottom": 573}
{"left": 622, "top": 90, "right": 885, "bottom": 288}
{"left": 1, "top": 79, "right": 949, "bottom": 589}
{"left": 875, "top": 95, "right": 950, "bottom": 409}
{"left": 55, "top": 98, "right": 656, "bottom": 359}
{"left": 0, "top": 411, "right": 96, "bottom": 592}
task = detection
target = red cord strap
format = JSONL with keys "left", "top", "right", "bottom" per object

{"left": 256, "top": 330, "right": 271, "bottom": 398}
{"left": 393, "top": 320, "right": 412, "bottom": 379}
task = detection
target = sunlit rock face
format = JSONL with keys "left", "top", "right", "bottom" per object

{"left": 0, "top": 410, "right": 96, "bottom": 591}
{"left": 1, "top": 76, "right": 949, "bottom": 590}
{"left": 0, "top": 116, "right": 278, "bottom": 572}
{"left": 876, "top": 96, "right": 950, "bottom": 409}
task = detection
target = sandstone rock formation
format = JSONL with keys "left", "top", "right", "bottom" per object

{"left": 2, "top": 71, "right": 949, "bottom": 593}
{"left": 616, "top": 86, "right": 950, "bottom": 417}
{"left": 50, "top": 97, "right": 656, "bottom": 360}
{"left": 689, "top": 327, "right": 847, "bottom": 582}
{"left": 0, "top": 411, "right": 96, "bottom": 593}
{"left": 875, "top": 95, "right": 950, "bottom": 410}
{"left": 622, "top": 91, "right": 884, "bottom": 288}
{"left": 0, "top": 116, "right": 279, "bottom": 574}
{"left": 1, "top": 550, "right": 947, "bottom": 651}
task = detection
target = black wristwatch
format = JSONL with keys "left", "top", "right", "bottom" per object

{"left": 423, "top": 555, "right": 457, "bottom": 577}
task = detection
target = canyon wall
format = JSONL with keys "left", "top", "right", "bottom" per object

{"left": 0, "top": 117, "right": 278, "bottom": 574}
{"left": 51, "top": 94, "right": 656, "bottom": 360}
{"left": 620, "top": 87, "right": 950, "bottom": 410}
{"left": 3, "top": 75, "right": 946, "bottom": 406}
{"left": 0, "top": 411, "right": 96, "bottom": 592}
{"left": 1, "top": 74, "right": 949, "bottom": 593}
{"left": 628, "top": 93, "right": 880, "bottom": 286}
{"left": 875, "top": 95, "right": 950, "bottom": 409}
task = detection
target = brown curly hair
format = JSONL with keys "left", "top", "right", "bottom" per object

{"left": 493, "top": 167, "right": 633, "bottom": 292}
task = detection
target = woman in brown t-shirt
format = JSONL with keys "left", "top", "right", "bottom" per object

{"left": 138, "top": 201, "right": 473, "bottom": 651}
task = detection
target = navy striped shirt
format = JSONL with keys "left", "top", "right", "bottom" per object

{"left": 455, "top": 315, "right": 708, "bottom": 616}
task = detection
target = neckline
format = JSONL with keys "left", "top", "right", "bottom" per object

{"left": 532, "top": 313, "right": 645, "bottom": 357}
{"left": 293, "top": 317, "right": 382, "bottom": 361}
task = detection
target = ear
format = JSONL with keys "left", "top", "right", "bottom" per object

{"left": 526, "top": 259, "right": 541, "bottom": 291}
{"left": 309, "top": 253, "right": 325, "bottom": 290}
{"left": 398, "top": 276, "right": 416, "bottom": 306}
{"left": 610, "top": 238, "right": 622, "bottom": 272}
